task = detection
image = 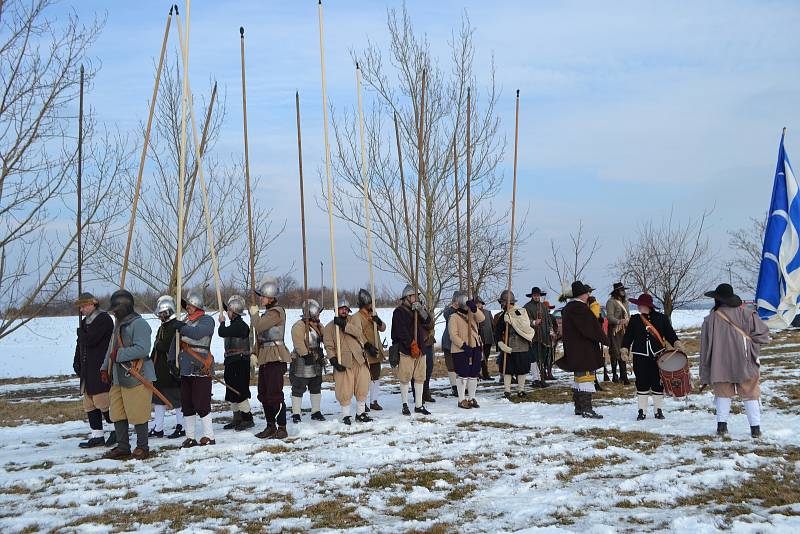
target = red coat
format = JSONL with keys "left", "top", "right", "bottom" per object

{"left": 557, "top": 300, "right": 608, "bottom": 373}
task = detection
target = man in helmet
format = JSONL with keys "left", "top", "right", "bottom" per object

{"left": 73, "top": 292, "right": 115, "bottom": 448}
{"left": 174, "top": 289, "right": 217, "bottom": 447}
{"left": 440, "top": 291, "right": 466, "bottom": 397}
{"left": 323, "top": 298, "right": 372, "bottom": 424}
{"left": 100, "top": 289, "right": 154, "bottom": 460}
{"left": 289, "top": 299, "right": 326, "bottom": 423}
{"left": 218, "top": 294, "right": 254, "bottom": 431}
{"left": 494, "top": 289, "right": 536, "bottom": 399}
{"left": 249, "top": 276, "right": 293, "bottom": 439}
{"left": 391, "top": 284, "right": 433, "bottom": 416}
{"left": 149, "top": 295, "right": 184, "bottom": 440}
{"left": 349, "top": 289, "right": 387, "bottom": 411}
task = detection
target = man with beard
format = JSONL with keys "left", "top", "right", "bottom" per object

{"left": 391, "top": 285, "right": 433, "bottom": 416}
{"left": 495, "top": 290, "right": 536, "bottom": 399}
{"left": 324, "top": 298, "right": 372, "bottom": 424}
{"left": 349, "top": 289, "right": 387, "bottom": 412}
{"left": 175, "top": 290, "right": 217, "bottom": 447}
{"left": 605, "top": 282, "right": 631, "bottom": 385}
{"left": 558, "top": 281, "right": 608, "bottom": 419}
{"left": 523, "top": 287, "right": 557, "bottom": 387}
{"left": 218, "top": 294, "right": 254, "bottom": 431}
{"left": 289, "top": 299, "right": 326, "bottom": 423}
{"left": 73, "top": 292, "right": 115, "bottom": 448}
{"left": 249, "top": 277, "right": 293, "bottom": 439}
{"left": 100, "top": 290, "right": 154, "bottom": 460}
{"left": 149, "top": 295, "right": 184, "bottom": 440}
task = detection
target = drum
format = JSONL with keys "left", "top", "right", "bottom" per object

{"left": 657, "top": 350, "right": 693, "bottom": 398}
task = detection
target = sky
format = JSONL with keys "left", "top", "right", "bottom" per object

{"left": 50, "top": 0, "right": 800, "bottom": 301}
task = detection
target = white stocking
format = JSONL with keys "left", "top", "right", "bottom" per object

{"left": 413, "top": 382, "right": 424, "bottom": 408}
{"left": 238, "top": 399, "right": 251, "bottom": 414}
{"left": 200, "top": 414, "right": 214, "bottom": 440}
{"left": 291, "top": 396, "right": 302, "bottom": 416}
{"left": 448, "top": 371, "right": 457, "bottom": 387}
{"left": 357, "top": 401, "right": 366, "bottom": 416}
{"left": 400, "top": 382, "right": 410, "bottom": 406}
{"left": 184, "top": 414, "right": 196, "bottom": 440}
{"left": 653, "top": 394, "right": 664, "bottom": 411}
{"left": 744, "top": 399, "right": 761, "bottom": 427}
{"left": 637, "top": 394, "right": 649, "bottom": 411}
{"left": 503, "top": 374, "right": 513, "bottom": 393}
{"left": 467, "top": 378, "right": 478, "bottom": 400}
{"left": 311, "top": 393, "right": 321, "bottom": 413}
{"left": 175, "top": 408, "right": 184, "bottom": 427}
{"left": 153, "top": 404, "right": 166, "bottom": 432}
{"left": 456, "top": 377, "right": 467, "bottom": 402}
{"left": 715, "top": 396, "right": 731, "bottom": 423}
{"left": 518, "top": 374, "right": 527, "bottom": 392}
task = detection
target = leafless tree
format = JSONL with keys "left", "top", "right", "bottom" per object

{"left": 727, "top": 215, "right": 767, "bottom": 295}
{"left": 614, "top": 209, "right": 715, "bottom": 318}
{"left": 325, "top": 6, "right": 524, "bottom": 314}
{"left": 0, "top": 0, "right": 129, "bottom": 339}
{"left": 94, "top": 58, "right": 283, "bottom": 297}
{"left": 546, "top": 221, "right": 600, "bottom": 294}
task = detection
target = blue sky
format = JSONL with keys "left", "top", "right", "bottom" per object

{"left": 56, "top": 0, "right": 800, "bottom": 299}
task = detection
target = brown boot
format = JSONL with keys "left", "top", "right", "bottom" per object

{"left": 102, "top": 446, "right": 131, "bottom": 460}
{"left": 274, "top": 426, "right": 288, "bottom": 440}
{"left": 255, "top": 423, "right": 277, "bottom": 439}
{"left": 131, "top": 447, "right": 149, "bottom": 460}
{"left": 199, "top": 437, "right": 216, "bottom": 446}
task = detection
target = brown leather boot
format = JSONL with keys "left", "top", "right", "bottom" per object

{"left": 131, "top": 447, "right": 149, "bottom": 460}
{"left": 102, "top": 446, "right": 131, "bottom": 460}
{"left": 274, "top": 426, "right": 288, "bottom": 439}
{"left": 255, "top": 423, "right": 277, "bottom": 439}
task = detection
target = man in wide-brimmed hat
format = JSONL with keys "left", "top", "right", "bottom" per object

{"left": 605, "top": 282, "right": 631, "bottom": 385}
{"left": 699, "top": 283, "right": 769, "bottom": 438}
{"left": 622, "top": 293, "right": 683, "bottom": 421}
{"left": 523, "top": 286, "right": 558, "bottom": 386}
{"left": 557, "top": 281, "right": 608, "bottom": 418}
{"left": 73, "top": 292, "right": 115, "bottom": 449}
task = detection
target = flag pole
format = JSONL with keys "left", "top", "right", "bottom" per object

{"left": 240, "top": 26, "right": 256, "bottom": 305}
{"left": 121, "top": 6, "right": 173, "bottom": 288}
{"left": 356, "top": 63, "right": 379, "bottom": 340}
{"left": 318, "top": 0, "right": 341, "bottom": 359}
{"left": 502, "top": 90, "right": 521, "bottom": 375}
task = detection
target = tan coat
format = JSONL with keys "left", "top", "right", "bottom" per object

{"left": 349, "top": 308, "right": 386, "bottom": 364}
{"left": 448, "top": 309, "right": 485, "bottom": 353}
{"left": 323, "top": 316, "right": 367, "bottom": 368}
{"left": 251, "top": 306, "right": 292, "bottom": 365}
{"left": 290, "top": 319, "right": 323, "bottom": 357}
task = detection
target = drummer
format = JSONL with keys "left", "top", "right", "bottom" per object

{"left": 620, "top": 293, "right": 686, "bottom": 421}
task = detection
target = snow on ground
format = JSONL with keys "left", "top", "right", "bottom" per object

{"left": 0, "top": 327, "right": 798, "bottom": 532}
{"left": 0, "top": 309, "right": 708, "bottom": 379}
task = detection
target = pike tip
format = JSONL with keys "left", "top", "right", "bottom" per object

{"left": 174, "top": 4, "right": 179, "bottom": 15}
{"left": 516, "top": 89, "right": 520, "bottom": 97}
{"left": 356, "top": 61, "right": 360, "bottom": 69}
{"left": 169, "top": 5, "right": 173, "bottom": 15}
{"left": 240, "top": 26, "right": 244, "bottom": 37}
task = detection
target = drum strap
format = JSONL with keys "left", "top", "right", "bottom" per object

{"left": 715, "top": 311, "right": 752, "bottom": 341}
{"left": 640, "top": 315, "right": 666, "bottom": 348}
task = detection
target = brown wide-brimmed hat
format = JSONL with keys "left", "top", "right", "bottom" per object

{"left": 629, "top": 293, "right": 658, "bottom": 310}
{"left": 704, "top": 283, "right": 743, "bottom": 307}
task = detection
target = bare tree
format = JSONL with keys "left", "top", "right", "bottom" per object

{"left": 325, "top": 6, "right": 522, "bottom": 313}
{"left": 94, "top": 58, "right": 283, "bottom": 297}
{"left": 0, "top": 0, "right": 129, "bottom": 338}
{"left": 614, "top": 209, "right": 715, "bottom": 318}
{"left": 727, "top": 215, "right": 766, "bottom": 295}
{"left": 546, "top": 221, "right": 600, "bottom": 293}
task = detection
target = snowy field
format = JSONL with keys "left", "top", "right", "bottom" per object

{"left": 0, "top": 311, "right": 798, "bottom": 533}
{"left": 0, "top": 308, "right": 708, "bottom": 379}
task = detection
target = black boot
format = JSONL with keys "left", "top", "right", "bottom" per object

{"left": 594, "top": 378, "right": 604, "bottom": 392}
{"left": 751, "top": 426, "right": 761, "bottom": 438}
{"left": 148, "top": 428, "right": 164, "bottom": 438}
{"left": 451, "top": 385, "right": 458, "bottom": 397}
{"left": 356, "top": 412, "right": 373, "bottom": 423}
{"left": 311, "top": 411, "right": 326, "bottom": 421}
{"left": 105, "top": 430, "right": 117, "bottom": 447}
{"left": 611, "top": 360, "right": 620, "bottom": 383}
{"left": 637, "top": 409, "right": 646, "bottom": 421}
{"left": 291, "top": 414, "right": 302, "bottom": 424}
{"left": 415, "top": 405, "right": 431, "bottom": 415}
{"left": 167, "top": 425, "right": 185, "bottom": 439}
{"left": 573, "top": 390, "right": 581, "bottom": 416}
{"left": 717, "top": 422, "right": 728, "bottom": 436}
{"left": 224, "top": 411, "right": 241, "bottom": 430}
{"left": 655, "top": 409, "right": 665, "bottom": 420}
{"left": 402, "top": 403, "right": 411, "bottom": 416}
{"left": 79, "top": 436, "right": 106, "bottom": 448}
{"left": 235, "top": 411, "right": 255, "bottom": 430}
{"left": 620, "top": 361, "right": 630, "bottom": 386}
{"left": 603, "top": 367, "right": 610, "bottom": 382}
{"left": 580, "top": 392, "right": 603, "bottom": 419}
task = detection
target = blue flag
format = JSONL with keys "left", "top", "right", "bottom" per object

{"left": 756, "top": 130, "right": 800, "bottom": 328}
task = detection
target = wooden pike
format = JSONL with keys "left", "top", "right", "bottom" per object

{"left": 77, "top": 64, "right": 84, "bottom": 324}
{"left": 296, "top": 91, "right": 311, "bottom": 343}
{"left": 502, "top": 90, "right": 521, "bottom": 376}
{"left": 175, "top": 0, "right": 190, "bottom": 359}
{"left": 240, "top": 26, "right": 256, "bottom": 305}
{"left": 453, "top": 130, "right": 463, "bottom": 292}
{"left": 394, "top": 112, "right": 414, "bottom": 282}
{"left": 121, "top": 6, "right": 174, "bottom": 288}
{"left": 413, "top": 69, "right": 426, "bottom": 338}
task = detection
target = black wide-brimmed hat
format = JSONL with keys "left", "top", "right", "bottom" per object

{"left": 704, "top": 283, "right": 743, "bottom": 307}
{"left": 571, "top": 281, "right": 591, "bottom": 298}
{"left": 610, "top": 282, "right": 627, "bottom": 295}
{"left": 525, "top": 286, "right": 546, "bottom": 297}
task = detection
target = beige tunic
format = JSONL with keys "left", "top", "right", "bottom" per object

{"left": 447, "top": 309, "right": 485, "bottom": 353}
{"left": 349, "top": 308, "right": 386, "bottom": 364}
{"left": 323, "top": 316, "right": 367, "bottom": 368}
{"left": 251, "top": 307, "right": 292, "bottom": 365}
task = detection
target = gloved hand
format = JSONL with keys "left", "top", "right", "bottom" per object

{"left": 410, "top": 339, "right": 422, "bottom": 358}
{"left": 302, "top": 353, "right": 315, "bottom": 366}
{"left": 503, "top": 312, "right": 511, "bottom": 323}
{"left": 169, "top": 362, "right": 180, "bottom": 380}
{"left": 374, "top": 315, "right": 384, "bottom": 328}
{"left": 334, "top": 316, "right": 348, "bottom": 329}
{"left": 250, "top": 354, "right": 259, "bottom": 370}
{"left": 411, "top": 302, "right": 422, "bottom": 312}
{"left": 218, "top": 313, "right": 225, "bottom": 324}
{"left": 364, "top": 342, "right": 378, "bottom": 358}
{"left": 329, "top": 357, "right": 346, "bottom": 372}
{"left": 248, "top": 305, "right": 260, "bottom": 317}
{"left": 466, "top": 299, "right": 477, "bottom": 313}
{"left": 673, "top": 340, "right": 687, "bottom": 353}
{"left": 174, "top": 320, "right": 187, "bottom": 330}
{"left": 100, "top": 370, "right": 110, "bottom": 384}
{"left": 497, "top": 341, "right": 513, "bottom": 354}
{"left": 461, "top": 342, "right": 470, "bottom": 352}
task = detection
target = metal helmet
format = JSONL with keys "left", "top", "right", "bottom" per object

{"left": 255, "top": 276, "right": 278, "bottom": 298}
{"left": 182, "top": 289, "right": 204, "bottom": 310}
{"left": 155, "top": 295, "right": 176, "bottom": 317}
{"left": 498, "top": 289, "right": 516, "bottom": 305}
{"left": 226, "top": 294, "right": 247, "bottom": 316}
{"left": 452, "top": 290, "right": 468, "bottom": 310}
{"left": 357, "top": 288, "right": 372, "bottom": 308}
{"left": 337, "top": 297, "right": 351, "bottom": 310}
{"left": 401, "top": 284, "right": 418, "bottom": 300}
{"left": 302, "top": 299, "right": 321, "bottom": 319}
{"left": 109, "top": 289, "right": 135, "bottom": 317}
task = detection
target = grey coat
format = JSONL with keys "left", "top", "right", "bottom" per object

{"left": 101, "top": 313, "right": 155, "bottom": 388}
{"left": 699, "top": 306, "right": 770, "bottom": 385}
{"left": 479, "top": 308, "right": 495, "bottom": 346}
{"left": 440, "top": 305, "right": 457, "bottom": 351}
{"left": 174, "top": 313, "right": 216, "bottom": 377}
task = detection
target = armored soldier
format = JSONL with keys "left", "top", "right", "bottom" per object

{"left": 391, "top": 285, "right": 433, "bottom": 416}
{"left": 249, "top": 276, "right": 293, "bottom": 440}
{"left": 149, "top": 295, "right": 184, "bottom": 439}
{"left": 289, "top": 299, "right": 326, "bottom": 423}
{"left": 218, "top": 294, "right": 254, "bottom": 431}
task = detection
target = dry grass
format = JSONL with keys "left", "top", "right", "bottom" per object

{"left": 395, "top": 499, "right": 447, "bottom": 520}
{"left": 557, "top": 453, "right": 625, "bottom": 481}
{"left": 0, "top": 399, "right": 85, "bottom": 426}
{"left": 367, "top": 468, "right": 458, "bottom": 491}
{"left": 573, "top": 427, "right": 687, "bottom": 452}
